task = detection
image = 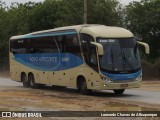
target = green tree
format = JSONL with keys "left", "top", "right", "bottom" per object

{"left": 0, "top": 0, "right": 8, "bottom": 69}
{"left": 125, "top": 0, "right": 160, "bottom": 62}
{"left": 0, "top": 0, "right": 123, "bottom": 69}
{"left": 7, "top": 2, "right": 37, "bottom": 35}
{"left": 55, "top": 0, "right": 123, "bottom": 26}
{"left": 87, "top": 0, "right": 123, "bottom": 26}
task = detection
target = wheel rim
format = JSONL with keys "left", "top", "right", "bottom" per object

{"left": 81, "top": 82, "right": 85, "bottom": 91}
{"left": 29, "top": 76, "right": 34, "bottom": 87}
{"left": 23, "top": 76, "right": 26, "bottom": 83}
{"left": 80, "top": 81, "right": 87, "bottom": 93}
{"left": 22, "top": 74, "right": 27, "bottom": 86}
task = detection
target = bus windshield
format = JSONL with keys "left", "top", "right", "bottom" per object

{"left": 97, "top": 38, "right": 141, "bottom": 74}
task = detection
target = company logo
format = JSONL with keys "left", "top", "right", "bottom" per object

{"left": 1, "top": 112, "right": 42, "bottom": 118}
{"left": 2, "top": 112, "right": 12, "bottom": 117}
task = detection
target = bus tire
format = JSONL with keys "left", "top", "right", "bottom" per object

{"left": 21, "top": 73, "right": 29, "bottom": 87}
{"left": 113, "top": 89, "right": 125, "bottom": 95}
{"left": 37, "top": 84, "right": 45, "bottom": 88}
{"left": 28, "top": 73, "right": 37, "bottom": 89}
{"left": 77, "top": 77, "right": 91, "bottom": 95}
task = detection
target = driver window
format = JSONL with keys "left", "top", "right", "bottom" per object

{"left": 90, "top": 46, "right": 98, "bottom": 65}
{"left": 81, "top": 33, "right": 98, "bottom": 71}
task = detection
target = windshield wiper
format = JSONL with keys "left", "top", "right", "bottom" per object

{"left": 122, "top": 50, "right": 134, "bottom": 70}
{"left": 111, "top": 48, "right": 114, "bottom": 71}
{"left": 134, "top": 44, "right": 138, "bottom": 58}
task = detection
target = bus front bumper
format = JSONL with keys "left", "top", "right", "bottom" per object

{"left": 100, "top": 78, "right": 142, "bottom": 90}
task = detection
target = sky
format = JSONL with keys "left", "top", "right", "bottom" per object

{"left": 4, "top": 0, "right": 141, "bottom": 6}
{"left": 120, "top": 0, "right": 140, "bottom": 5}
{"left": 5, "top": 0, "right": 44, "bottom": 6}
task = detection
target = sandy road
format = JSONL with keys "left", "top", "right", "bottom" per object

{"left": 0, "top": 77, "right": 160, "bottom": 120}
{"left": 0, "top": 78, "right": 160, "bottom": 110}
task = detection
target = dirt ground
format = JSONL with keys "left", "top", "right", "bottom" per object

{"left": 0, "top": 71, "right": 10, "bottom": 78}
{"left": 0, "top": 71, "right": 160, "bottom": 120}
{"left": 0, "top": 86, "right": 160, "bottom": 120}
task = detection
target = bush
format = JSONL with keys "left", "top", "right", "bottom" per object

{"left": 142, "top": 59, "right": 160, "bottom": 81}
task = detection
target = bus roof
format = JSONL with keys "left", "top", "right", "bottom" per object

{"left": 10, "top": 24, "right": 134, "bottom": 40}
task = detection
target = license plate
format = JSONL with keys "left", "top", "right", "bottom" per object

{"left": 121, "top": 84, "right": 128, "bottom": 88}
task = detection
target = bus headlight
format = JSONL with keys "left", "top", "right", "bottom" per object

{"left": 136, "top": 75, "right": 142, "bottom": 81}
{"left": 106, "top": 78, "right": 112, "bottom": 82}
{"left": 101, "top": 76, "right": 112, "bottom": 82}
{"left": 101, "top": 76, "right": 107, "bottom": 81}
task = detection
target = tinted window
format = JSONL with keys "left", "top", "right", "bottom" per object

{"left": 55, "top": 36, "right": 63, "bottom": 52}
{"left": 81, "top": 33, "right": 98, "bottom": 71}
{"left": 55, "top": 34, "right": 81, "bottom": 57}
{"left": 10, "top": 32, "right": 81, "bottom": 56}
{"left": 10, "top": 39, "right": 27, "bottom": 54}
{"left": 10, "top": 37, "right": 59, "bottom": 54}
{"left": 98, "top": 38, "right": 141, "bottom": 73}
{"left": 28, "top": 37, "right": 58, "bottom": 53}
{"left": 81, "top": 33, "right": 95, "bottom": 64}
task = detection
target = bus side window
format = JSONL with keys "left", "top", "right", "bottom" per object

{"left": 62, "top": 35, "right": 66, "bottom": 52}
{"left": 90, "top": 46, "right": 98, "bottom": 66}
{"left": 81, "top": 34, "right": 98, "bottom": 71}
{"left": 55, "top": 36, "right": 63, "bottom": 52}
{"left": 28, "top": 37, "right": 59, "bottom": 53}
{"left": 63, "top": 34, "right": 81, "bottom": 57}
{"left": 81, "top": 34, "right": 93, "bottom": 63}
{"left": 10, "top": 39, "right": 27, "bottom": 54}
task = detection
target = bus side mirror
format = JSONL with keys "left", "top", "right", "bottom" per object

{"left": 137, "top": 41, "right": 150, "bottom": 54}
{"left": 91, "top": 42, "right": 104, "bottom": 56}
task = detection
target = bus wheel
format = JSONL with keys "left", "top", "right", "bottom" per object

{"left": 21, "top": 73, "right": 29, "bottom": 87}
{"left": 78, "top": 78, "right": 91, "bottom": 95}
{"left": 28, "top": 74, "right": 37, "bottom": 89}
{"left": 113, "top": 89, "right": 125, "bottom": 95}
{"left": 37, "top": 84, "right": 45, "bottom": 88}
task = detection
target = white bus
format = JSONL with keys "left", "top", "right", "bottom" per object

{"left": 10, "top": 24, "right": 149, "bottom": 94}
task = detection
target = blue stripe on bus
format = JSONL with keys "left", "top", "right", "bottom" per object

{"left": 13, "top": 53, "right": 84, "bottom": 71}
{"left": 101, "top": 70, "right": 141, "bottom": 81}
{"left": 20, "top": 32, "right": 77, "bottom": 39}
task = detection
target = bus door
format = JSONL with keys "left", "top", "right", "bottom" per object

{"left": 81, "top": 34, "right": 99, "bottom": 72}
